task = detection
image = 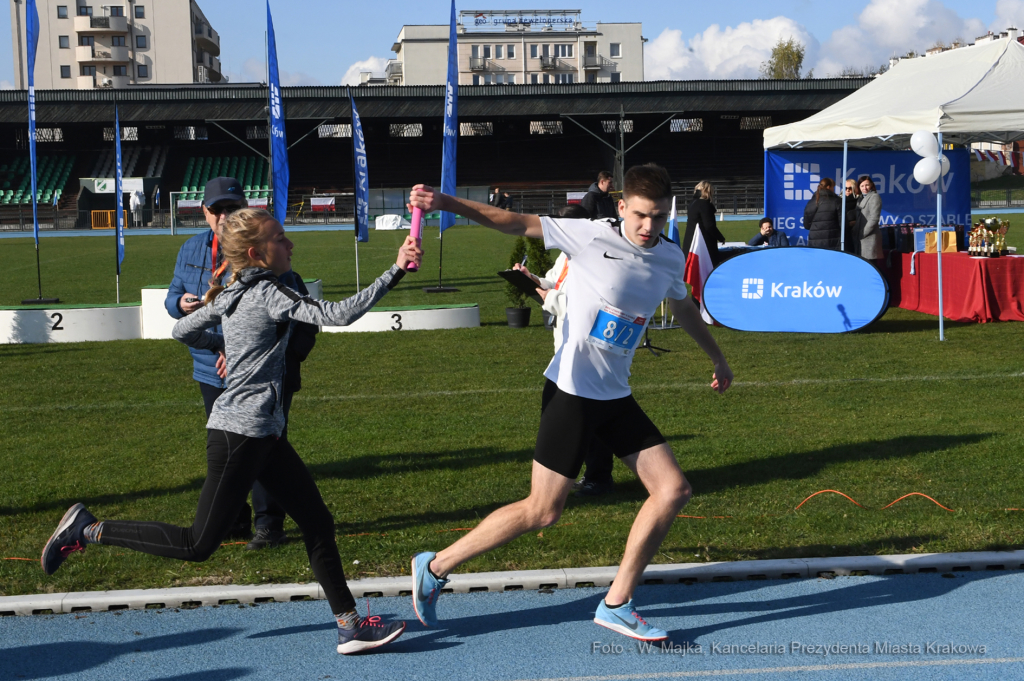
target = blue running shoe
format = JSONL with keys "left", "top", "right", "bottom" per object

{"left": 41, "top": 503, "right": 97, "bottom": 575}
{"left": 337, "top": 616, "right": 406, "bottom": 654}
{"left": 594, "top": 599, "right": 668, "bottom": 641}
{"left": 411, "top": 551, "right": 448, "bottom": 627}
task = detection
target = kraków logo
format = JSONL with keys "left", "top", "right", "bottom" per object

{"left": 784, "top": 163, "right": 819, "bottom": 201}
{"left": 770, "top": 281, "right": 843, "bottom": 298}
{"left": 741, "top": 278, "right": 763, "bottom": 299}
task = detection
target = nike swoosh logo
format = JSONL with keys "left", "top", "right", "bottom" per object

{"left": 611, "top": 611, "right": 640, "bottom": 630}
{"left": 603, "top": 252, "right": 623, "bottom": 260}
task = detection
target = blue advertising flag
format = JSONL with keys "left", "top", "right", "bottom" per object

{"left": 26, "top": 0, "right": 39, "bottom": 247}
{"left": 349, "top": 93, "right": 369, "bottom": 242}
{"left": 439, "top": 0, "right": 458, "bottom": 233}
{"left": 267, "top": 2, "right": 289, "bottom": 224}
{"left": 114, "top": 105, "right": 125, "bottom": 271}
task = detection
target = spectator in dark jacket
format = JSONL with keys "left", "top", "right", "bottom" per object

{"left": 684, "top": 180, "right": 726, "bottom": 263}
{"left": 843, "top": 179, "right": 860, "bottom": 254}
{"left": 490, "top": 187, "right": 510, "bottom": 210}
{"left": 803, "top": 177, "right": 842, "bottom": 249}
{"left": 748, "top": 217, "right": 790, "bottom": 247}
{"left": 580, "top": 170, "right": 617, "bottom": 219}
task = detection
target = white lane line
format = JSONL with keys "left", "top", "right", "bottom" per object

{"left": 513, "top": 656, "right": 1024, "bottom": 681}
{"left": 5, "top": 372, "right": 1022, "bottom": 413}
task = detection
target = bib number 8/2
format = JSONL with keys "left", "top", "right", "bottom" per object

{"left": 587, "top": 305, "right": 647, "bottom": 355}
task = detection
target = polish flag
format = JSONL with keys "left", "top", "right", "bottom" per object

{"left": 683, "top": 223, "right": 714, "bottom": 324}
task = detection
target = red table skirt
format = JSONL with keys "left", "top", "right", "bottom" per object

{"left": 885, "top": 251, "right": 1024, "bottom": 323}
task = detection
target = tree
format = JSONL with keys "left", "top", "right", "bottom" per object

{"left": 760, "top": 37, "right": 808, "bottom": 79}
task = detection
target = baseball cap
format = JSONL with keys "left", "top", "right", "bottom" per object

{"left": 203, "top": 177, "right": 247, "bottom": 207}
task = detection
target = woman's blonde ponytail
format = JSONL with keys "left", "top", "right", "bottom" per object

{"left": 202, "top": 208, "right": 275, "bottom": 305}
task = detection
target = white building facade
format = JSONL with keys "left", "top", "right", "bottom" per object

{"left": 9, "top": 0, "right": 223, "bottom": 89}
{"left": 385, "top": 10, "right": 643, "bottom": 86}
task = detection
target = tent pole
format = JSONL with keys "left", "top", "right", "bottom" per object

{"left": 936, "top": 133, "right": 945, "bottom": 341}
{"left": 840, "top": 141, "right": 848, "bottom": 252}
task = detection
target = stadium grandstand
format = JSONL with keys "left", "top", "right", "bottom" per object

{"left": 0, "top": 79, "right": 871, "bottom": 229}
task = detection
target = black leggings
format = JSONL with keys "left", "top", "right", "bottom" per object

{"left": 100, "top": 429, "right": 356, "bottom": 614}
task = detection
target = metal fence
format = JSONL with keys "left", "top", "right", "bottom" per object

{"left": 0, "top": 205, "right": 174, "bottom": 232}
{"left": 971, "top": 190, "right": 1024, "bottom": 209}
{"left": 506, "top": 182, "right": 765, "bottom": 216}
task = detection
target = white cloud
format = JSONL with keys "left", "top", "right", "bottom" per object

{"left": 992, "top": 0, "right": 1024, "bottom": 33}
{"left": 222, "top": 57, "right": 321, "bottom": 86}
{"left": 0, "top": 80, "right": 14, "bottom": 90}
{"left": 341, "top": 56, "right": 389, "bottom": 86}
{"left": 815, "top": 0, "right": 985, "bottom": 74}
{"left": 645, "top": 17, "right": 818, "bottom": 80}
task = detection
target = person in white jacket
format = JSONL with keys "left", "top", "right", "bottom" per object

{"left": 518, "top": 203, "right": 619, "bottom": 496}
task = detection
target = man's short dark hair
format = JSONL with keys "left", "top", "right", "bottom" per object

{"left": 623, "top": 164, "right": 672, "bottom": 202}
{"left": 759, "top": 217, "right": 772, "bottom": 227}
{"left": 597, "top": 170, "right": 613, "bottom": 182}
{"left": 557, "top": 203, "right": 591, "bottom": 219}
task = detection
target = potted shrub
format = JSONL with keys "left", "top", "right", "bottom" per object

{"left": 505, "top": 236, "right": 531, "bottom": 327}
{"left": 527, "top": 235, "right": 555, "bottom": 329}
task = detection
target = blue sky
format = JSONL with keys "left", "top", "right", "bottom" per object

{"left": 1, "top": 0, "right": 1015, "bottom": 87}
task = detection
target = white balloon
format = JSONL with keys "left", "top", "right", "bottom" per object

{"left": 911, "top": 131, "right": 939, "bottom": 158}
{"left": 940, "top": 155, "right": 950, "bottom": 176}
{"left": 914, "top": 157, "right": 942, "bottom": 185}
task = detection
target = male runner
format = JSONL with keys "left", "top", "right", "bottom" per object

{"left": 407, "top": 164, "right": 733, "bottom": 641}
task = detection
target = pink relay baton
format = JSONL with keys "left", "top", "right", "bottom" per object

{"left": 408, "top": 207, "right": 422, "bottom": 272}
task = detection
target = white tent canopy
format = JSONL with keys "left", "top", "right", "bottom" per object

{"left": 764, "top": 38, "right": 1024, "bottom": 149}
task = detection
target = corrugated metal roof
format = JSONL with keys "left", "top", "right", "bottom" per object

{"left": 0, "top": 79, "right": 872, "bottom": 124}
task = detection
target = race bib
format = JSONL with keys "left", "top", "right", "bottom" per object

{"left": 586, "top": 304, "right": 647, "bottom": 355}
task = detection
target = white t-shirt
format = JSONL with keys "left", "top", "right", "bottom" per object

{"left": 541, "top": 216, "right": 688, "bottom": 400}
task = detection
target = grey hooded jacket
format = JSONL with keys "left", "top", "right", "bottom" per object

{"left": 172, "top": 265, "right": 404, "bottom": 438}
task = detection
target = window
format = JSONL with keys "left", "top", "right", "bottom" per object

{"left": 174, "top": 125, "right": 208, "bottom": 141}
{"left": 530, "top": 73, "right": 538, "bottom": 84}
{"left": 59, "top": 35, "right": 70, "bottom": 48}
{"left": 460, "top": 122, "right": 493, "bottom": 136}
{"left": 471, "top": 44, "right": 479, "bottom": 58}
{"left": 530, "top": 121, "right": 562, "bottom": 135}
{"left": 60, "top": 65, "right": 71, "bottom": 78}
{"left": 483, "top": 74, "right": 492, "bottom": 85}
{"left": 739, "top": 116, "right": 773, "bottom": 130}
{"left": 543, "top": 73, "right": 550, "bottom": 84}
{"left": 318, "top": 123, "right": 352, "bottom": 138}
{"left": 111, "top": 35, "right": 125, "bottom": 46}
{"left": 137, "top": 64, "right": 149, "bottom": 78}
{"left": 113, "top": 65, "right": 127, "bottom": 76}
{"left": 555, "top": 73, "right": 574, "bottom": 84}
{"left": 78, "top": 5, "right": 93, "bottom": 16}
{"left": 507, "top": 44, "right": 515, "bottom": 59}
{"left": 555, "top": 44, "right": 573, "bottom": 58}
{"left": 670, "top": 118, "right": 704, "bottom": 132}
{"left": 104, "top": 126, "right": 137, "bottom": 140}
{"left": 542, "top": 44, "right": 550, "bottom": 57}
{"left": 246, "top": 125, "right": 269, "bottom": 140}
{"left": 507, "top": 73, "right": 515, "bottom": 84}
{"left": 80, "top": 65, "right": 96, "bottom": 76}
{"left": 530, "top": 44, "right": 538, "bottom": 58}
{"left": 602, "top": 120, "right": 634, "bottom": 133}
{"left": 57, "top": 6, "right": 68, "bottom": 18}
{"left": 472, "top": 74, "right": 480, "bottom": 85}
{"left": 389, "top": 123, "right": 423, "bottom": 138}
{"left": 610, "top": 72, "right": 621, "bottom": 83}
{"left": 136, "top": 35, "right": 147, "bottom": 48}
{"left": 586, "top": 73, "right": 596, "bottom": 83}
{"left": 79, "top": 35, "right": 94, "bottom": 46}
{"left": 610, "top": 43, "right": 621, "bottom": 58}
{"left": 495, "top": 45, "right": 503, "bottom": 59}
{"left": 135, "top": 5, "right": 145, "bottom": 18}
{"left": 35, "top": 128, "right": 65, "bottom": 142}
{"left": 483, "top": 45, "right": 491, "bottom": 59}
{"left": 109, "top": 6, "right": 123, "bottom": 16}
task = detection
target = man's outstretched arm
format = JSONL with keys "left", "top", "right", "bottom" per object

{"left": 668, "top": 297, "right": 733, "bottom": 394}
{"left": 409, "top": 184, "right": 543, "bottom": 238}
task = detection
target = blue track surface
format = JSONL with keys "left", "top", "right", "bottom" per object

{"left": 4, "top": 571, "right": 1024, "bottom": 680}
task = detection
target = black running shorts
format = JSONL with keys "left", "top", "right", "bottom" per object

{"left": 533, "top": 379, "right": 667, "bottom": 479}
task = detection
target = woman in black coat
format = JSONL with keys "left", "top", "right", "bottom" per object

{"left": 803, "top": 177, "right": 842, "bottom": 249}
{"left": 683, "top": 180, "right": 726, "bottom": 263}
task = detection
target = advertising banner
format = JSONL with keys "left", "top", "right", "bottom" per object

{"left": 310, "top": 196, "right": 336, "bottom": 212}
{"left": 26, "top": 0, "right": 39, "bottom": 247}
{"left": 703, "top": 248, "right": 889, "bottom": 333}
{"left": 267, "top": 1, "right": 289, "bottom": 224}
{"left": 765, "top": 149, "right": 971, "bottom": 245}
{"left": 349, "top": 93, "right": 369, "bottom": 242}
{"left": 440, "top": 0, "right": 459, "bottom": 233}
{"left": 114, "top": 105, "right": 124, "bottom": 271}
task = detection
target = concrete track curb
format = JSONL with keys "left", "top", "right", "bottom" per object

{"left": 4, "top": 550, "right": 1023, "bottom": 617}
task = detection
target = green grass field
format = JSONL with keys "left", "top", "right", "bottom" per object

{"left": 1, "top": 224, "right": 1023, "bottom": 598}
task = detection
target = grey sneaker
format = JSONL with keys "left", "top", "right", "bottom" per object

{"left": 246, "top": 527, "right": 286, "bottom": 551}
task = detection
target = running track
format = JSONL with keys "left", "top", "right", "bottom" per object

{"left": 3, "top": 572, "right": 1023, "bottom": 680}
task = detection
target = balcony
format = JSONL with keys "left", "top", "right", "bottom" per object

{"left": 540, "top": 55, "right": 557, "bottom": 69}
{"left": 583, "top": 54, "right": 600, "bottom": 69}
{"left": 195, "top": 29, "right": 220, "bottom": 57}
{"left": 77, "top": 74, "right": 130, "bottom": 89}
{"left": 74, "top": 15, "right": 128, "bottom": 32}
{"left": 385, "top": 60, "right": 403, "bottom": 79}
{"left": 75, "top": 45, "right": 129, "bottom": 62}
{"left": 208, "top": 57, "right": 223, "bottom": 82}
{"left": 470, "top": 56, "right": 486, "bottom": 70}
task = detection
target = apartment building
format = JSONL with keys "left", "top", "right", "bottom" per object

{"left": 9, "top": 0, "right": 224, "bottom": 89}
{"left": 383, "top": 10, "right": 643, "bottom": 86}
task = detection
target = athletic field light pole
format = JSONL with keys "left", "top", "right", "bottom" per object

{"left": 21, "top": 0, "right": 58, "bottom": 305}
{"left": 422, "top": 0, "right": 460, "bottom": 292}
